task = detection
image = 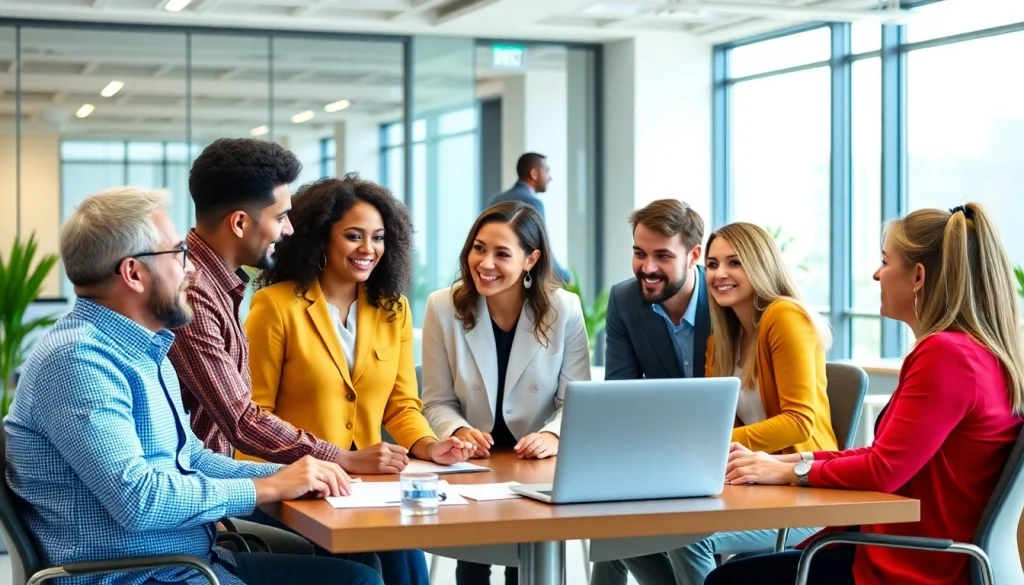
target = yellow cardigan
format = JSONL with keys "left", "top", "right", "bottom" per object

{"left": 706, "top": 299, "right": 838, "bottom": 455}
{"left": 238, "top": 280, "right": 435, "bottom": 462}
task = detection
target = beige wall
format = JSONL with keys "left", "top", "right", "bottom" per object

{"left": 0, "top": 133, "right": 62, "bottom": 298}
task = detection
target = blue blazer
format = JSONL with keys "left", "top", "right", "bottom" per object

{"left": 489, "top": 181, "right": 572, "bottom": 283}
{"left": 603, "top": 265, "right": 711, "bottom": 380}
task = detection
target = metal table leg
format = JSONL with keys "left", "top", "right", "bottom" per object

{"left": 518, "top": 541, "right": 565, "bottom": 585}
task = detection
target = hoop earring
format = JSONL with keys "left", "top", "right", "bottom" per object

{"left": 523, "top": 270, "right": 533, "bottom": 290}
{"left": 318, "top": 252, "right": 327, "bottom": 271}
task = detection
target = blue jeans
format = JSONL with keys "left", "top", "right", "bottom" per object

{"left": 592, "top": 528, "right": 819, "bottom": 585}
{"left": 228, "top": 551, "right": 383, "bottom": 585}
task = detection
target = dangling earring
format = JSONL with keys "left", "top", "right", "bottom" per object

{"left": 318, "top": 252, "right": 327, "bottom": 271}
{"left": 523, "top": 270, "right": 533, "bottom": 290}
{"left": 913, "top": 289, "right": 920, "bottom": 320}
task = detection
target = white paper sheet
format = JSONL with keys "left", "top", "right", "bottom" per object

{"left": 326, "top": 480, "right": 468, "bottom": 509}
{"left": 450, "top": 482, "right": 523, "bottom": 501}
{"left": 401, "top": 459, "right": 491, "bottom": 475}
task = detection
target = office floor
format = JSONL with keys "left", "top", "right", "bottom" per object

{"left": 0, "top": 546, "right": 641, "bottom": 584}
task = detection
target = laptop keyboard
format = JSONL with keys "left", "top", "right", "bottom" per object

{"left": 539, "top": 490, "right": 552, "bottom": 495}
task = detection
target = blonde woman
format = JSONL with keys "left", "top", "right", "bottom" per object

{"left": 623, "top": 222, "right": 838, "bottom": 585}
{"left": 709, "top": 204, "right": 1024, "bottom": 585}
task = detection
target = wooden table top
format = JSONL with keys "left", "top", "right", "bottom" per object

{"left": 261, "top": 452, "right": 919, "bottom": 554}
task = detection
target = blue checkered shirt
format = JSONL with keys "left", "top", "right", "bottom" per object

{"left": 4, "top": 299, "right": 282, "bottom": 584}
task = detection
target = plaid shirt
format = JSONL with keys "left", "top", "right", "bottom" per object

{"left": 168, "top": 230, "right": 340, "bottom": 463}
{"left": 5, "top": 299, "right": 281, "bottom": 585}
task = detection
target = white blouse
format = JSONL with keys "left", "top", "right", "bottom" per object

{"left": 733, "top": 364, "right": 766, "bottom": 426}
{"left": 326, "top": 301, "right": 358, "bottom": 371}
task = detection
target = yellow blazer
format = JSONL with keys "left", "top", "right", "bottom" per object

{"left": 706, "top": 299, "right": 838, "bottom": 455}
{"left": 239, "top": 280, "right": 435, "bottom": 461}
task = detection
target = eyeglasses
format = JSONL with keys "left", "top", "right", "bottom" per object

{"left": 113, "top": 243, "right": 190, "bottom": 275}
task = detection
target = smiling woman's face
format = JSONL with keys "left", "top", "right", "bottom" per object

{"left": 705, "top": 236, "right": 754, "bottom": 309}
{"left": 467, "top": 221, "right": 537, "bottom": 297}
{"left": 325, "top": 200, "right": 385, "bottom": 283}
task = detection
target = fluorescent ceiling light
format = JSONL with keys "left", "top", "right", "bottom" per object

{"left": 324, "top": 99, "right": 351, "bottom": 113}
{"left": 164, "top": 0, "right": 194, "bottom": 11}
{"left": 75, "top": 104, "right": 94, "bottom": 118}
{"left": 250, "top": 125, "right": 269, "bottom": 137}
{"left": 100, "top": 80, "right": 124, "bottom": 97}
{"left": 290, "top": 110, "right": 315, "bottom": 124}
{"left": 669, "top": 2, "right": 915, "bottom": 23}
{"left": 582, "top": 2, "right": 649, "bottom": 16}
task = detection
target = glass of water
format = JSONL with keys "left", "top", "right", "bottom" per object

{"left": 399, "top": 472, "right": 439, "bottom": 516}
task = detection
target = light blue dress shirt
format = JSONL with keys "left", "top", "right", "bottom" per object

{"left": 651, "top": 269, "right": 701, "bottom": 378}
{"left": 5, "top": 299, "right": 282, "bottom": 585}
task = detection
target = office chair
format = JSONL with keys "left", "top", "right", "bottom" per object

{"left": 796, "top": 426, "right": 1024, "bottom": 585}
{"left": 0, "top": 431, "right": 220, "bottom": 585}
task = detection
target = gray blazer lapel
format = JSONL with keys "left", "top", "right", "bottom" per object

{"left": 504, "top": 304, "right": 543, "bottom": 393}
{"left": 464, "top": 296, "right": 499, "bottom": 411}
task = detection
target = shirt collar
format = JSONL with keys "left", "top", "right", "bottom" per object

{"left": 515, "top": 180, "right": 536, "bottom": 195}
{"left": 187, "top": 229, "right": 246, "bottom": 296}
{"left": 654, "top": 267, "right": 700, "bottom": 328}
{"left": 72, "top": 297, "right": 175, "bottom": 358}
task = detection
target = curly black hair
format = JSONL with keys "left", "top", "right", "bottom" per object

{"left": 189, "top": 138, "right": 302, "bottom": 225}
{"left": 254, "top": 174, "right": 412, "bottom": 320}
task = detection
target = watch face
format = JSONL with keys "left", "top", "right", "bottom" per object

{"left": 795, "top": 460, "right": 811, "bottom": 476}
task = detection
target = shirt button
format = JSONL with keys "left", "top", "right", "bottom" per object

{"left": 474, "top": 385, "right": 482, "bottom": 392}
{"left": 346, "top": 423, "right": 353, "bottom": 430}
{"left": 530, "top": 384, "right": 539, "bottom": 393}
{"left": 347, "top": 392, "right": 356, "bottom": 402}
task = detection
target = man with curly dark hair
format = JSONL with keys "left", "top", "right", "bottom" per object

{"left": 244, "top": 174, "right": 473, "bottom": 585}
{"left": 168, "top": 138, "right": 373, "bottom": 562}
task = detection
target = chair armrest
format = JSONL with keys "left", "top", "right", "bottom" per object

{"left": 28, "top": 555, "right": 219, "bottom": 585}
{"left": 217, "top": 531, "right": 252, "bottom": 553}
{"left": 803, "top": 531, "right": 954, "bottom": 551}
{"left": 795, "top": 532, "right": 994, "bottom": 585}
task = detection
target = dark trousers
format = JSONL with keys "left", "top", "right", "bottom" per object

{"left": 704, "top": 546, "right": 856, "bottom": 585}
{"left": 228, "top": 551, "right": 382, "bottom": 585}
{"left": 455, "top": 560, "right": 518, "bottom": 585}
{"left": 243, "top": 508, "right": 428, "bottom": 585}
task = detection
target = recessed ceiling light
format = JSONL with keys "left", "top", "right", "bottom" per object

{"left": 290, "top": 110, "right": 315, "bottom": 124}
{"left": 582, "top": 2, "right": 649, "bottom": 16}
{"left": 324, "top": 99, "right": 351, "bottom": 113}
{"left": 100, "top": 80, "right": 124, "bottom": 97}
{"left": 164, "top": 0, "right": 194, "bottom": 11}
{"left": 250, "top": 125, "right": 269, "bottom": 137}
{"left": 75, "top": 104, "right": 95, "bottom": 118}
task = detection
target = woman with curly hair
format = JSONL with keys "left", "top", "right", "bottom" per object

{"left": 420, "top": 201, "right": 592, "bottom": 585}
{"left": 243, "top": 174, "right": 473, "bottom": 585}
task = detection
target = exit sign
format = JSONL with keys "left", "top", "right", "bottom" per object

{"left": 491, "top": 44, "right": 525, "bottom": 69}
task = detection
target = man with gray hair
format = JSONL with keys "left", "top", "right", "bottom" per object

{"left": 4, "top": 187, "right": 382, "bottom": 585}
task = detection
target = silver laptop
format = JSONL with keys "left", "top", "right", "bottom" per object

{"left": 511, "top": 377, "right": 740, "bottom": 504}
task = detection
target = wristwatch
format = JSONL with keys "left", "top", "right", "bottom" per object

{"left": 794, "top": 459, "right": 813, "bottom": 487}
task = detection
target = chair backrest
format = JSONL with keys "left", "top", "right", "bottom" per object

{"left": 824, "top": 363, "right": 868, "bottom": 450}
{"left": 415, "top": 364, "right": 423, "bottom": 397}
{"left": 972, "top": 426, "right": 1024, "bottom": 585}
{"left": 0, "top": 430, "right": 45, "bottom": 585}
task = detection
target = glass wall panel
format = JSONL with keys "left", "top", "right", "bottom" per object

{"left": 0, "top": 27, "right": 16, "bottom": 262}
{"left": 729, "top": 27, "right": 831, "bottom": 78}
{"left": 730, "top": 66, "right": 832, "bottom": 310}
{"left": 907, "top": 0, "right": 1024, "bottom": 43}
{"left": 907, "top": 32, "right": 1024, "bottom": 273}
{"left": 851, "top": 58, "right": 882, "bottom": 320}
{"left": 271, "top": 37, "right": 402, "bottom": 186}
{"left": 408, "top": 36, "right": 478, "bottom": 326}
{"left": 19, "top": 28, "right": 186, "bottom": 297}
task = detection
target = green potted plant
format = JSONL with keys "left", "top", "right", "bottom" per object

{"left": 0, "top": 234, "right": 59, "bottom": 417}
{"left": 1014, "top": 266, "right": 1024, "bottom": 301}
{"left": 563, "top": 269, "right": 609, "bottom": 364}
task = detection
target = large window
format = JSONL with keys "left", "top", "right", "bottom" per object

{"left": 714, "top": 3, "right": 1024, "bottom": 360}
{"left": 380, "top": 107, "right": 478, "bottom": 324}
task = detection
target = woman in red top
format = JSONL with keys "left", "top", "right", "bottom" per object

{"left": 705, "top": 202, "right": 1024, "bottom": 585}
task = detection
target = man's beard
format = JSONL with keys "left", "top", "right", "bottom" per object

{"left": 150, "top": 274, "right": 193, "bottom": 329}
{"left": 252, "top": 241, "right": 277, "bottom": 270}
{"left": 635, "top": 269, "right": 688, "bottom": 305}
